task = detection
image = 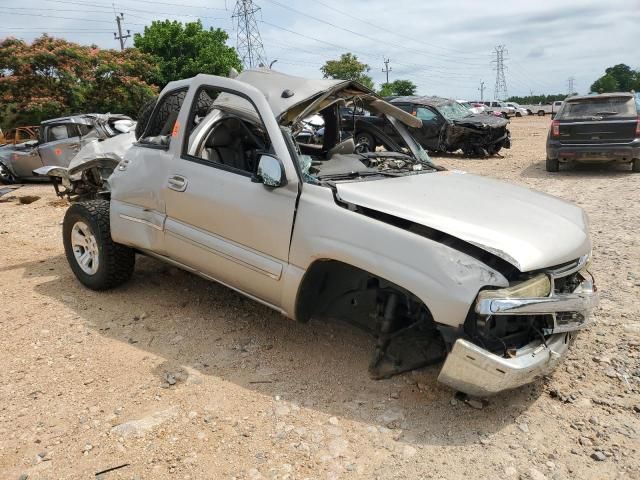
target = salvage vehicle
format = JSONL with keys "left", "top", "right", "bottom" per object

{"left": 54, "top": 69, "right": 597, "bottom": 396}
{"left": 0, "top": 125, "right": 39, "bottom": 146}
{"left": 0, "top": 114, "right": 134, "bottom": 184}
{"left": 505, "top": 102, "right": 528, "bottom": 117}
{"left": 476, "top": 101, "right": 515, "bottom": 118}
{"left": 546, "top": 92, "right": 640, "bottom": 172}
{"left": 351, "top": 96, "right": 511, "bottom": 157}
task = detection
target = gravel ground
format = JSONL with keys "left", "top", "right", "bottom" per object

{"left": 0, "top": 116, "right": 638, "bottom": 479}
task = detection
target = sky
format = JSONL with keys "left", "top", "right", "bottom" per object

{"left": 2, "top": 0, "right": 639, "bottom": 100}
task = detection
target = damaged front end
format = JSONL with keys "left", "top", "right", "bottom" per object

{"left": 34, "top": 131, "right": 135, "bottom": 201}
{"left": 447, "top": 115, "right": 511, "bottom": 157}
{"left": 438, "top": 255, "right": 598, "bottom": 396}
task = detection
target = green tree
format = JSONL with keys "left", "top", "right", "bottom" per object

{"left": 320, "top": 53, "right": 374, "bottom": 90}
{"left": 378, "top": 79, "right": 417, "bottom": 97}
{"left": 134, "top": 20, "right": 242, "bottom": 87}
{"left": 0, "top": 35, "right": 157, "bottom": 128}
{"left": 590, "top": 74, "right": 620, "bottom": 93}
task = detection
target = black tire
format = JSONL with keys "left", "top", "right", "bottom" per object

{"left": 354, "top": 132, "right": 375, "bottom": 151}
{"left": 135, "top": 97, "right": 158, "bottom": 140}
{"left": 632, "top": 159, "right": 640, "bottom": 172}
{"left": 0, "top": 162, "right": 16, "bottom": 184}
{"left": 515, "top": 112, "right": 522, "bottom": 117}
{"left": 546, "top": 158, "right": 559, "bottom": 172}
{"left": 538, "top": 111, "right": 545, "bottom": 116}
{"left": 63, "top": 200, "right": 135, "bottom": 290}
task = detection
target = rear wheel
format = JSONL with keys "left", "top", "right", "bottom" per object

{"left": 354, "top": 132, "right": 375, "bottom": 151}
{"left": 632, "top": 159, "right": 640, "bottom": 172}
{"left": 538, "top": 110, "right": 545, "bottom": 116}
{"left": 546, "top": 158, "right": 559, "bottom": 172}
{"left": 63, "top": 200, "right": 135, "bottom": 290}
{"left": 515, "top": 112, "right": 522, "bottom": 117}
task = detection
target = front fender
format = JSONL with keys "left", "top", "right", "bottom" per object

{"left": 287, "top": 185, "right": 509, "bottom": 327}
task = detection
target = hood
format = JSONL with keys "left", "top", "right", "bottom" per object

{"left": 452, "top": 113, "right": 508, "bottom": 129}
{"left": 335, "top": 171, "right": 590, "bottom": 272}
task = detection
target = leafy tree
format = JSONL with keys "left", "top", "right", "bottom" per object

{"left": 590, "top": 64, "right": 639, "bottom": 93}
{"left": 134, "top": 20, "right": 242, "bottom": 87}
{"left": 0, "top": 35, "right": 158, "bottom": 128}
{"left": 379, "top": 79, "right": 417, "bottom": 97}
{"left": 320, "top": 53, "right": 374, "bottom": 90}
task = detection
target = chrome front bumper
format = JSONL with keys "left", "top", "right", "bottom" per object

{"left": 438, "top": 268, "right": 598, "bottom": 396}
{"left": 438, "top": 333, "right": 574, "bottom": 397}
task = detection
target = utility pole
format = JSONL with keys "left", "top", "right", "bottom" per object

{"left": 382, "top": 58, "right": 392, "bottom": 84}
{"left": 232, "top": 0, "right": 267, "bottom": 69}
{"left": 567, "top": 76, "right": 575, "bottom": 95}
{"left": 113, "top": 13, "right": 130, "bottom": 51}
{"left": 478, "top": 80, "right": 486, "bottom": 101}
{"left": 492, "top": 45, "right": 508, "bottom": 100}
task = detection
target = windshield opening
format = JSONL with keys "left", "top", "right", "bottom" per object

{"left": 289, "top": 95, "right": 438, "bottom": 184}
{"left": 556, "top": 97, "right": 636, "bottom": 120}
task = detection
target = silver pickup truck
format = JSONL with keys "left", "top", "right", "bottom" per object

{"left": 48, "top": 70, "right": 598, "bottom": 396}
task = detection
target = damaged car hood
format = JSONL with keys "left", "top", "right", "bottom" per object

{"left": 335, "top": 171, "right": 590, "bottom": 272}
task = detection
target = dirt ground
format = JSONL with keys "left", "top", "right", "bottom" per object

{"left": 1, "top": 116, "right": 638, "bottom": 480}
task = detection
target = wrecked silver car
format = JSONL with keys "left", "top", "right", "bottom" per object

{"left": 55, "top": 70, "right": 597, "bottom": 396}
{"left": 0, "top": 114, "right": 134, "bottom": 184}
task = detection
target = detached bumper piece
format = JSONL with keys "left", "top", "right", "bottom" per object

{"left": 438, "top": 258, "right": 598, "bottom": 396}
{"left": 438, "top": 333, "right": 573, "bottom": 397}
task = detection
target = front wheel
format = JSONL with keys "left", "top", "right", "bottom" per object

{"left": 546, "top": 158, "right": 559, "bottom": 172}
{"left": 632, "top": 159, "right": 640, "bottom": 172}
{"left": 0, "top": 163, "right": 16, "bottom": 184}
{"left": 538, "top": 111, "right": 545, "bottom": 116}
{"left": 63, "top": 200, "right": 135, "bottom": 290}
{"left": 354, "top": 132, "right": 375, "bottom": 151}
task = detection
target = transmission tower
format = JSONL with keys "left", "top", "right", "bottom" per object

{"left": 567, "top": 76, "right": 575, "bottom": 95}
{"left": 492, "top": 45, "right": 508, "bottom": 100}
{"left": 232, "top": 0, "right": 268, "bottom": 69}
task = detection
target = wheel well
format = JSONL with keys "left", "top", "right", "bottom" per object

{"left": 294, "top": 259, "right": 447, "bottom": 378}
{"left": 295, "top": 259, "right": 430, "bottom": 323}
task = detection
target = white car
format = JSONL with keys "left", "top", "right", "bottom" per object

{"left": 457, "top": 100, "right": 484, "bottom": 115}
{"left": 505, "top": 102, "right": 528, "bottom": 117}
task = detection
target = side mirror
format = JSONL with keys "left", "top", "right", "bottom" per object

{"left": 253, "top": 154, "right": 286, "bottom": 188}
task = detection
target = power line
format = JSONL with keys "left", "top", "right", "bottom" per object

{"left": 232, "top": 0, "right": 267, "bottom": 68}
{"left": 492, "top": 45, "right": 508, "bottom": 100}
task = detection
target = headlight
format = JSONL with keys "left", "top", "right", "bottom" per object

{"left": 478, "top": 274, "right": 551, "bottom": 301}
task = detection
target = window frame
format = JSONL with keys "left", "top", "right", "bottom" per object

{"left": 180, "top": 84, "right": 275, "bottom": 179}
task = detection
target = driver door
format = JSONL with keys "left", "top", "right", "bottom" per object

{"left": 163, "top": 78, "right": 300, "bottom": 308}
{"left": 412, "top": 106, "right": 444, "bottom": 150}
{"left": 39, "top": 123, "right": 81, "bottom": 168}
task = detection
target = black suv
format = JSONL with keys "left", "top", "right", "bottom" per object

{"left": 546, "top": 92, "right": 640, "bottom": 172}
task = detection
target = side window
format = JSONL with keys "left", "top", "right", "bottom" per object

{"left": 415, "top": 107, "right": 438, "bottom": 122}
{"left": 140, "top": 88, "right": 188, "bottom": 147}
{"left": 183, "top": 86, "right": 272, "bottom": 176}
{"left": 47, "top": 125, "right": 69, "bottom": 141}
{"left": 394, "top": 104, "right": 413, "bottom": 113}
{"left": 77, "top": 124, "right": 94, "bottom": 137}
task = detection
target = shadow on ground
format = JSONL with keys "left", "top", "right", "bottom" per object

{"left": 8, "top": 253, "right": 544, "bottom": 447}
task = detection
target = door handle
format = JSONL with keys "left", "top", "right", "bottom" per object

{"left": 168, "top": 175, "right": 188, "bottom": 192}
